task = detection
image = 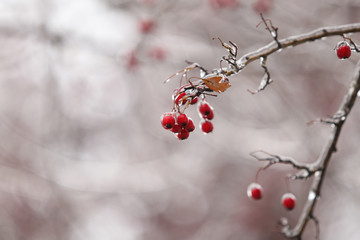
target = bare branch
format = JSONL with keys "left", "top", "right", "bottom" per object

{"left": 250, "top": 150, "right": 312, "bottom": 176}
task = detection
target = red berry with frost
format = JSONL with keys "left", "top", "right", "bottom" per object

{"left": 161, "top": 113, "right": 175, "bottom": 129}
{"left": 185, "top": 118, "right": 195, "bottom": 132}
{"left": 282, "top": 193, "right": 296, "bottom": 210}
{"left": 177, "top": 114, "right": 189, "bottom": 127}
{"left": 336, "top": 41, "right": 351, "bottom": 59}
{"left": 171, "top": 124, "right": 181, "bottom": 133}
{"left": 190, "top": 97, "right": 198, "bottom": 105}
{"left": 247, "top": 183, "right": 263, "bottom": 200}
{"left": 176, "top": 129, "right": 189, "bottom": 140}
{"left": 198, "top": 102, "right": 213, "bottom": 118}
{"left": 201, "top": 120, "right": 213, "bottom": 133}
{"left": 203, "top": 110, "right": 214, "bottom": 120}
{"left": 174, "top": 92, "right": 187, "bottom": 105}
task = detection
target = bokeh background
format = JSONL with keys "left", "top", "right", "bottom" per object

{"left": 0, "top": 0, "right": 360, "bottom": 239}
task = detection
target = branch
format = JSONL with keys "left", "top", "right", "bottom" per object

{"left": 250, "top": 150, "right": 313, "bottom": 179}
{"left": 212, "top": 23, "right": 360, "bottom": 77}
{"left": 280, "top": 59, "right": 360, "bottom": 239}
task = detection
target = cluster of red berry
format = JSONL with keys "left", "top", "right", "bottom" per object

{"left": 160, "top": 94, "right": 215, "bottom": 140}
{"left": 247, "top": 182, "right": 296, "bottom": 210}
{"left": 160, "top": 112, "right": 195, "bottom": 140}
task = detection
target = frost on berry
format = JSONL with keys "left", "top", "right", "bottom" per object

{"left": 174, "top": 92, "right": 187, "bottom": 106}
{"left": 201, "top": 120, "right": 213, "bottom": 134}
{"left": 247, "top": 183, "right": 263, "bottom": 200}
{"left": 190, "top": 97, "right": 198, "bottom": 105}
{"left": 161, "top": 112, "right": 176, "bottom": 129}
{"left": 282, "top": 193, "right": 296, "bottom": 210}
{"left": 203, "top": 109, "right": 214, "bottom": 120}
{"left": 198, "top": 101, "right": 213, "bottom": 118}
{"left": 186, "top": 118, "right": 195, "bottom": 132}
{"left": 336, "top": 41, "right": 351, "bottom": 59}
{"left": 177, "top": 114, "right": 189, "bottom": 127}
{"left": 171, "top": 124, "right": 181, "bottom": 133}
{"left": 176, "top": 129, "right": 189, "bottom": 140}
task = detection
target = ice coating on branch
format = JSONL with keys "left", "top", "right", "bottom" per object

{"left": 308, "top": 191, "right": 316, "bottom": 201}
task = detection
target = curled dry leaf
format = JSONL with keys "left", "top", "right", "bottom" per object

{"left": 202, "top": 75, "right": 231, "bottom": 93}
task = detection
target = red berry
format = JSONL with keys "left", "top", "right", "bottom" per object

{"left": 174, "top": 92, "right": 187, "bottom": 105}
{"left": 247, "top": 183, "right": 263, "bottom": 200}
{"left": 185, "top": 118, "right": 195, "bottom": 132}
{"left": 171, "top": 124, "right": 181, "bottom": 133}
{"left": 198, "top": 101, "right": 213, "bottom": 118}
{"left": 125, "top": 50, "right": 138, "bottom": 71}
{"left": 253, "top": 0, "right": 272, "bottom": 14}
{"left": 139, "top": 19, "right": 155, "bottom": 34}
{"left": 161, "top": 112, "right": 175, "bottom": 129}
{"left": 176, "top": 129, "right": 189, "bottom": 140}
{"left": 177, "top": 114, "right": 189, "bottom": 127}
{"left": 336, "top": 41, "right": 351, "bottom": 59}
{"left": 201, "top": 120, "right": 213, "bottom": 133}
{"left": 190, "top": 97, "right": 198, "bottom": 105}
{"left": 282, "top": 193, "right": 296, "bottom": 210}
{"left": 203, "top": 110, "right": 214, "bottom": 120}
{"left": 148, "top": 46, "right": 166, "bottom": 60}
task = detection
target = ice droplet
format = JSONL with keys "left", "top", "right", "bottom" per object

{"left": 357, "top": 91, "right": 360, "bottom": 97}
{"left": 308, "top": 191, "right": 316, "bottom": 201}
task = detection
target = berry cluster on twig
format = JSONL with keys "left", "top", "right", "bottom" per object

{"left": 161, "top": 62, "right": 231, "bottom": 140}
{"left": 161, "top": 15, "right": 360, "bottom": 239}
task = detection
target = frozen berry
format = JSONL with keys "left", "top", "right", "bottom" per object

{"left": 336, "top": 41, "right": 351, "bottom": 59}
{"left": 282, "top": 193, "right": 296, "bottom": 210}
{"left": 203, "top": 110, "right": 214, "bottom": 120}
{"left": 247, "top": 183, "right": 263, "bottom": 200}
{"left": 185, "top": 118, "right": 195, "bottom": 132}
{"left": 174, "top": 92, "right": 187, "bottom": 106}
{"left": 161, "top": 112, "right": 175, "bottom": 129}
{"left": 190, "top": 97, "right": 198, "bottom": 105}
{"left": 171, "top": 124, "right": 181, "bottom": 133}
{"left": 177, "top": 114, "right": 189, "bottom": 127}
{"left": 198, "top": 102, "right": 213, "bottom": 118}
{"left": 176, "top": 129, "right": 189, "bottom": 140}
{"left": 201, "top": 120, "right": 213, "bottom": 133}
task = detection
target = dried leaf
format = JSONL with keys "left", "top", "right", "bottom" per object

{"left": 202, "top": 76, "right": 231, "bottom": 93}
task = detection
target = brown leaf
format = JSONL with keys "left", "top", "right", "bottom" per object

{"left": 201, "top": 76, "right": 231, "bottom": 93}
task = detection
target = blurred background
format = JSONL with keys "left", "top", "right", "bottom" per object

{"left": 0, "top": 0, "right": 360, "bottom": 239}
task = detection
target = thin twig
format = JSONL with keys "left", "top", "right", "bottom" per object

{"left": 250, "top": 150, "right": 313, "bottom": 177}
{"left": 247, "top": 56, "right": 273, "bottom": 94}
